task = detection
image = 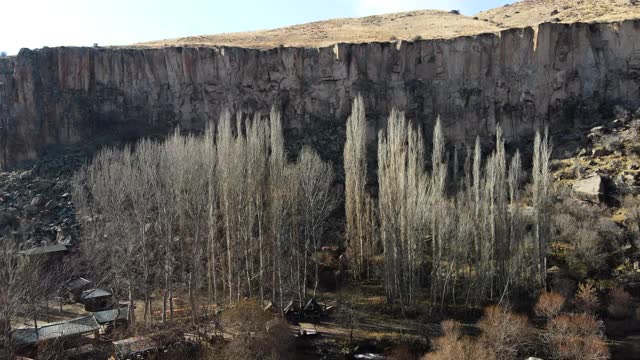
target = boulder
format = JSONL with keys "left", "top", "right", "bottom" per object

{"left": 591, "top": 148, "right": 611, "bottom": 157}
{"left": 24, "top": 204, "right": 39, "bottom": 216}
{"left": 0, "top": 207, "right": 19, "bottom": 227}
{"left": 573, "top": 175, "right": 605, "bottom": 203}
{"left": 623, "top": 174, "right": 637, "bottom": 186}
{"left": 590, "top": 126, "right": 610, "bottom": 138}
{"left": 44, "top": 200, "right": 58, "bottom": 210}
{"left": 30, "top": 194, "right": 45, "bottom": 207}
{"left": 35, "top": 181, "right": 52, "bottom": 192}
{"left": 611, "top": 119, "right": 625, "bottom": 128}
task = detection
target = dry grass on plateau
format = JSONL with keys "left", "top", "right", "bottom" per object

{"left": 132, "top": 10, "right": 501, "bottom": 50}
{"left": 130, "top": 0, "right": 640, "bottom": 50}
{"left": 477, "top": 0, "right": 640, "bottom": 28}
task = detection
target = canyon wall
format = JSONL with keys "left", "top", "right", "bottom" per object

{"left": 1, "top": 20, "right": 640, "bottom": 168}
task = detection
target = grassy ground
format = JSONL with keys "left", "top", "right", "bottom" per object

{"left": 11, "top": 302, "right": 89, "bottom": 330}
{"left": 129, "top": 0, "right": 640, "bottom": 50}
{"left": 131, "top": 10, "right": 501, "bottom": 50}
{"left": 477, "top": 0, "right": 640, "bottom": 28}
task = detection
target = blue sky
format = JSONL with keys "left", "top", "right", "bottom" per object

{"left": 1, "top": 0, "right": 515, "bottom": 55}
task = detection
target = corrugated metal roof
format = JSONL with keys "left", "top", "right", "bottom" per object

{"left": 12, "top": 316, "right": 99, "bottom": 346}
{"left": 19, "top": 244, "right": 69, "bottom": 256}
{"left": 80, "top": 288, "right": 112, "bottom": 300}
{"left": 93, "top": 306, "right": 129, "bottom": 324}
{"left": 64, "top": 277, "right": 91, "bottom": 291}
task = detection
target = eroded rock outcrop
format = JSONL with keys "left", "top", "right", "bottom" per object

{"left": 1, "top": 21, "right": 640, "bottom": 168}
{"left": 573, "top": 175, "right": 606, "bottom": 203}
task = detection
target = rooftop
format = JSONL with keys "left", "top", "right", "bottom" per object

{"left": 64, "top": 277, "right": 92, "bottom": 291}
{"left": 11, "top": 316, "right": 99, "bottom": 346}
{"left": 80, "top": 288, "right": 113, "bottom": 300}
{"left": 93, "top": 306, "right": 129, "bottom": 324}
{"left": 19, "top": 244, "right": 69, "bottom": 256}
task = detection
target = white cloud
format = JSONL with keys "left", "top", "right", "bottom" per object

{"left": 353, "top": 0, "right": 455, "bottom": 16}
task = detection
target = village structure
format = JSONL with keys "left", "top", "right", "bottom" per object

{"left": 4, "top": 242, "right": 333, "bottom": 359}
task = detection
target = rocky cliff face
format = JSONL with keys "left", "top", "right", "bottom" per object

{"left": 1, "top": 20, "right": 640, "bottom": 168}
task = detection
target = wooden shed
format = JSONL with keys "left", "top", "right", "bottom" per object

{"left": 80, "top": 289, "right": 113, "bottom": 312}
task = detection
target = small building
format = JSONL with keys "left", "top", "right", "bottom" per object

{"left": 93, "top": 305, "right": 130, "bottom": 334}
{"left": 19, "top": 244, "right": 70, "bottom": 268}
{"left": 302, "top": 298, "right": 325, "bottom": 322}
{"left": 283, "top": 300, "right": 299, "bottom": 321}
{"left": 19, "top": 244, "right": 69, "bottom": 257}
{"left": 11, "top": 316, "right": 99, "bottom": 352}
{"left": 80, "top": 289, "right": 113, "bottom": 312}
{"left": 64, "top": 277, "right": 92, "bottom": 302}
{"left": 263, "top": 300, "right": 275, "bottom": 312}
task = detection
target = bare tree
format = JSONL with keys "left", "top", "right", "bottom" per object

{"left": 125, "top": 139, "right": 160, "bottom": 322}
{"left": 205, "top": 125, "right": 219, "bottom": 307}
{"left": 268, "top": 108, "right": 287, "bottom": 313}
{"left": 430, "top": 117, "right": 446, "bottom": 303}
{"left": 533, "top": 129, "right": 552, "bottom": 289}
{"left": 378, "top": 110, "right": 429, "bottom": 307}
{"left": 296, "top": 147, "right": 338, "bottom": 297}
{"left": 0, "top": 235, "right": 26, "bottom": 356}
{"left": 344, "top": 95, "right": 370, "bottom": 279}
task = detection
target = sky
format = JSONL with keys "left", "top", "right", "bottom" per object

{"left": 0, "top": 0, "right": 516, "bottom": 55}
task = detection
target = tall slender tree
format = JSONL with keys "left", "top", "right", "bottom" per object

{"left": 344, "top": 95, "right": 370, "bottom": 279}
{"left": 532, "top": 128, "right": 552, "bottom": 289}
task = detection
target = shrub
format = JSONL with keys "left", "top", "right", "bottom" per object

{"left": 422, "top": 320, "right": 495, "bottom": 360}
{"left": 551, "top": 201, "right": 609, "bottom": 274}
{"left": 264, "top": 318, "right": 294, "bottom": 359}
{"left": 544, "top": 313, "right": 609, "bottom": 360}
{"left": 551, "top": 276, "right": 577, "bottom": 299}
{"left": 596, "top": 218, "right": 624, "bottom": 250}
{"left": 37, "top": 338, "right": 65, "bottom": 360}
{"left": 602, "top": 134, "right": 623, "bottom": 152}
{"left": 440, "top": 319, "right": 462, "bottom": 338}
{"left": 547, "top": 313, "right": 603, "bottom": 338}
{"left": 478, "top": 305, "right": 532, "bottom": 360}
{"left": 535, "top": 292, "right": 566, "bottom": 318}
{"left": 423, "top": 336, "right": 495, "bottom": 360}
{"left": 574, "top": 283, "right": 599, "bottom": 314}
{"left": 566, "top": 227, "right": 607, "bottom": 275}
{"left": 388, "top": 344, "right": 417, "bottom": 360}
{"left": 222, "top": 300, "right": 292, "bottom": 360}
{"left": 607, "top": 287, "right": 633, "bottom": 319}
{"left": 624, "top": 196, "right": 640, "bottom": 248}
